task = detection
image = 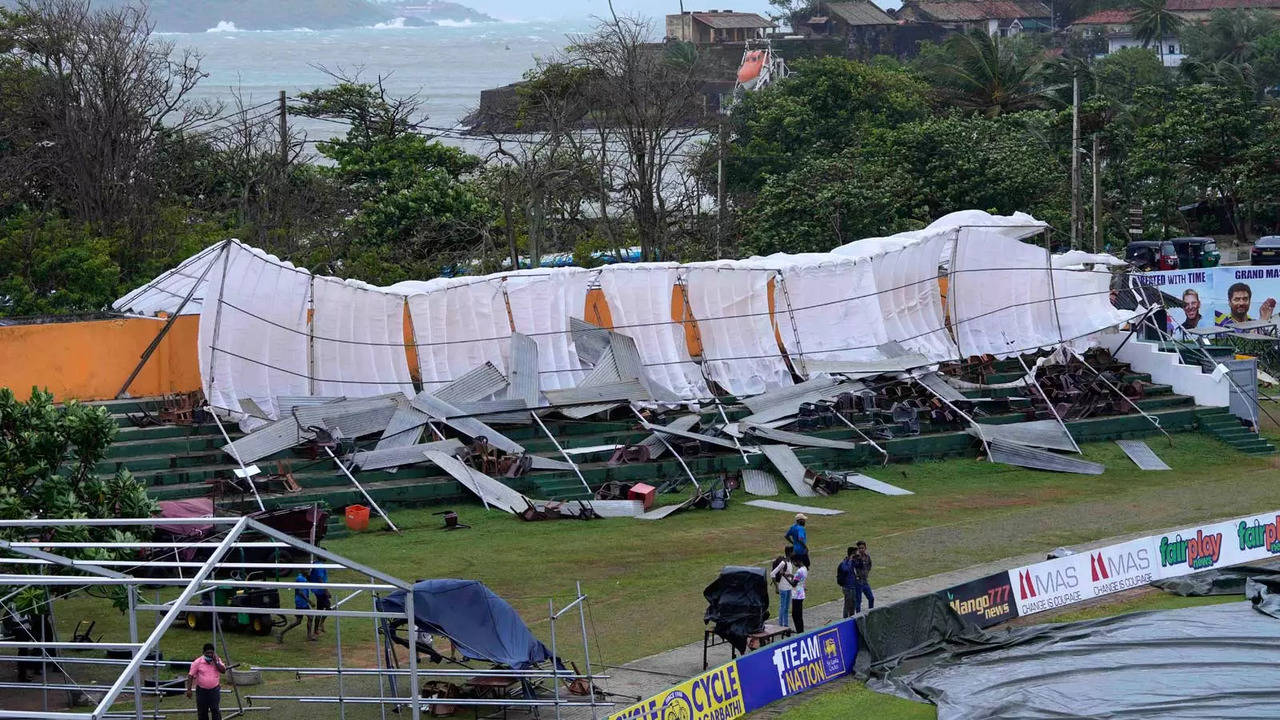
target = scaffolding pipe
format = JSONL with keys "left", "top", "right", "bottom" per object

{"left": 323, "top": 445, "right": 399, "bottom": 533}
{"left": 208, "top": 407, "right": 266, "bottom": 512}
{"left": 532, "top": 411, "right": 592, "bottom": 494}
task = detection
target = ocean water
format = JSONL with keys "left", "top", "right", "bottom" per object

{"left": 163, "top": 19, "right": 590, "bottom": 148}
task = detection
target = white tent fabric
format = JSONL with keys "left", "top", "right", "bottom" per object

{"left": 743, "top": 253, "right": 887, "bottom": 373}
{"left": 311, "top": 276, "right": 415, "bottom": 398}
{"left": 403, "top": 276, "right": 512, "bottom": 393}
{"left": 197, "top": 241, "right": 311, "bottom": 423}
{"left": 1051, "top": 264, "right": 1138, "bottom": 341}
{"left": 112, "top": 241, "right": 227, "bottom": 317}
{"left": 950, "top": 230, "right": 1060, "bottom": 358}
{"left": 503, "top": 268, "right": 592, "bottom": 391}
{"left": 683, "top": 262, "right": 793, "bottom": 396}
{"left": 597, "top": 264, "right": 709, "bottom": 401}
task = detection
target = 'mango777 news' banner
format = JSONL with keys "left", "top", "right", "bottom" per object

{"left": 606, "top": 619, "right": 858, "bottom": 720}
{"left": 1008, "top": 509, "right": 1280, "bottom": 617}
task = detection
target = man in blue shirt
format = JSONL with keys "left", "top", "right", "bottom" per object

{"left": 274, "top": 571, "right": 314, "bottom": 643}
{"left": 785, "top": 514, "right": 809, "bottom": 567}
{"left": 309, "top": 564, "right": 331, "bottom": 635}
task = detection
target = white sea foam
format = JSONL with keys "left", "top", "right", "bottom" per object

{"left": 370, "top": 17, "right": 409, "bottom": 29}
{"left": 206, "top": 20, "right": 239, "bottom": 33}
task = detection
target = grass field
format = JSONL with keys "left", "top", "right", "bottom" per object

{"left": 24, "top": 433, "right": 1280, "bottom": 717}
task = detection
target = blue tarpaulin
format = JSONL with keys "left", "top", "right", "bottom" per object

{"left": 376, "top": 579, "right": 553, "bottom": 669}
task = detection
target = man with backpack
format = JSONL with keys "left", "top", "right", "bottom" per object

{"left": 836, "top": 546, "right": 860, "bottom": 619}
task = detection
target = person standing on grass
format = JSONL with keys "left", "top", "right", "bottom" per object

{"left": 837, "top": 546, "right": 860, "bottom": 619}
{"left": 770, "top": 547, "right": 795, "bottom": 628}
{"left": 309, "top": 563, "right": 331, "bottom": 635}
{"left": 791, "top": 556, "right": 809, "bottom": 634}
{"left": 275, "top": 570, "right": 314, "bottom": 642}
{"left": 851, "top": 540, "right": 874, "bottom": 614}
{"left": 186, "top": 642, "right": 226, "bottom": 720}
{"left": 785, "top": 514, "right": 809, "bottom": 568}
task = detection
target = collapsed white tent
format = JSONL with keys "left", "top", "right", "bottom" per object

{"left": 114, "top": 211, "right": 1139, "bottom": 423}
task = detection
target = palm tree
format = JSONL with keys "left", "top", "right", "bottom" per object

{"left": 1182, "top": 9, "right": 1278, "bottom": 65}
{"left": 1131, "top": 0, "right": 1186, "bottom": 65}
{"left": 929, "top": 31, "right": 1060, "bottom": 117}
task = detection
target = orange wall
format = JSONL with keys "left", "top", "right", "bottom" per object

{"left": 0, "top": 315, "right": 202, "bottom": 402}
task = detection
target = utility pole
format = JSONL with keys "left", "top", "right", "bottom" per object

{"left": 716, "top": 117, "right": 727, "bottom": 259}
{"left": 1070, "top": 70, "right": 1080, "bottom": 250}
{"left": 1092, "top": 133, "right": 1101, "bottom": 253}
{"left": 278, "top": 90, "right": 289, "bottom": 168}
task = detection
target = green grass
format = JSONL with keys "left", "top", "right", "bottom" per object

{"left": 32, "top": 433, "right": 1280, "bottom": 717}
{"left": 755, "top": 590, "right": 1242, "bottom": 720}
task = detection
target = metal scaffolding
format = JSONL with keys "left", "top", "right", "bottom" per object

{"left": 0, "top": 517, "right": 609, "bottom": 720}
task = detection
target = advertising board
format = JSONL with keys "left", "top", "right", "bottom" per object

{"left": 938, "top": 572, "right": 1019, "bottom": 628}
{"left": 1135, "top": 267, "right": 1280, "bottom": 335}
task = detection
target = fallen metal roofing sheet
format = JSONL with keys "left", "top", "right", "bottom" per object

{"left": 222, "top": 415, "right": 303, "bottom": 464}
{"left": 433, "top": 362, "right": 509, "bottom": 405}
{"left": 967, "top": 419, "right": 1078, "bottom": 453}
{"left": 741, "top": 469, "right": 779, "bottom": 496}
{"left": 759, "top": 444, "right": 818, "bottom": 497}
{"left": 609, "top": 331, "right": 644, "bottom": 381}
{"left": 529, "top": 455, "right": 577, "bottom": 471}
{"left": 277, "top": 396, "right": 344, "bottom": 415}
{"left": 744, "top": 424, "right": 862, "bottom": 451}
{"left": 741, "top": 379, "right": 859, "bottom": 426}
{"left": 638, "top": 415, "right": 701, "bottom": 458}
{"left": 544, "top": 380, "right": 648, "bottom": 405}
{"left": 987, "top": 439, "right": 1105, "bottom": 474}
{"left": 291, "top": 394, "right": 404, "bottom": 430}
{"left": 804, "top": 354, "right": 931, "bottom": 375}
{"left": 641, "top": 420, "right": 740, "bottom": 450}
{"left": 411, "top": 393, "right": 525, "bottom": 454}
{"left": 570, "top": 316, "right": 611, "bottom": 365}
{"left": 507, "top": 332, "right": 541, "bottom": 408}
{"left": 743, "top": 375, "right": 842, "bottom": 413}
{"left": 323, "top": 406, "right": 399, "bottom": 439}
{"left": 636, "top": 503, "right": 686, "bottom": 521}
{"left": 916, "top": 372, "right": 969, "bottom": 403}
{"left": 374, "top": 403, "right": 431, "bottom": 451}
{"left": 586, "top": 499, "right": 645, "bottom": 518}
{"left": 349, "top": 440, "right": 466, "bottom": 471}
{"left": 557, "top": 346, "right": 624, "bottom": 419}
{"left": 423, "top": 450, "right": 529, "bottom": 514}
{"left": 237, "top": 397, "right": 271, "bottom": 420}
{"left": 1115, "top": 439, "right": 1171, "bottom": 470}
{"left": 842, "top": 473, "right": 913, "bottom": 495}
{"left": 744, "top": 499, "right": 844, "bottom": 516}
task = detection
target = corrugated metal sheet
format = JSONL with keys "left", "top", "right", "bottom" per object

{"left": 237, "top": 397, "right": 271, "bottom": 420}
{"left": 323, "top": 406, "right": 398, "bottom": 439}
{"left": 374, "top": 404, "right": 431, "bottom": 451}
{"left": 638, "top": 415, "right": 701, "bottom": 458}
{"left": 222, "top": 415, "right": 303, "bottom": 464}
{"left": 636, "top": 503, "right": 686, "bottom": 521}
{"left": 411, "top": 393, "right": 525, "bottom": 454}
{"left": 552, "top": 346, "right": 628, "bottom": 419}
{"left": 434, "top": 362, "right": 509, "bottom": 405}
{"left": 742, "top": 469, "right": 779, "bottom": 496}
{"left": 744, "top": 499, "right": 843, "bottom": 515}
{"left": 544, "top": 380, "right": 648, "bottom": 405}
{"left": 917, "top": 372, "right": 969, "bottom": 403}
{"left": 291, "top": 394, "right": 404, "bottom": 430}
{"left": 759, "top": 444, "right": 817, "bottom": 497}
{"left": 586, "top": 500, "right": 645, "bottom": 518}
{"left": 423, "top": 450, "right": 529, "bottom": 514}
{"left": 805, "top": 354, "right": 931, "bottom": 375}
{"left": 609, "top": 332, "right": 644, "bottom": 380}
{"left": 987, "top": 439, "right": 1105, "bottom": 474}
{"left": 507, "top": 332, "right": 540, "bottom": 407}
{"left": 968, "top": 420, "right": 1078, "bottom": 453}
{"left": 1116, "top": 440, "right": 1171, "bottom": 470}
{"left": 570, "top": 316, "right": 610, "bottom": 365}
{"left": 842, "top": 473, "right": 914, "bottom": 496}
{"left": 529, "top": 456, "right": 577, "bottom": 471}
{"left": 744, "top": 424, "right": 861, "bottom": 451}
{"left": 741, "top": 377, "right": 855, "bottom": 425}
{"left": 277, "top": 396, "right": 344, "bottom": 415}
{"left": 744, "top": 376, "right": 841, "bottom": 413}
{"left": 350, "top": 439, "right": 465, "bottom": 471}
{"left": 641, "top": 420, "right": 740, "bottom": 450}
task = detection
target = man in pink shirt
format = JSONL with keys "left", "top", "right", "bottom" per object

{"left": 186, "top": 643, "right": 226, "bottom": 720}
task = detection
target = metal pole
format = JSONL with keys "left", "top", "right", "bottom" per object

{"left": 323, "top": 446, "right": 399, "bottom": 533}
{"left": 629, "top": 406, "right": 700, "bottom": 490}
{"left": 209, "top": 407, "right": 266, "bottom": 512}
{"left": 825, "top": 403, "right": 890, "bottom": 466}
{"left": 1068, "top": 346, "right": 1174, "bottom": 445}
{"left": 1092, "top": 133, "right": 1102, "bottom": 253}
{"left": 405, "top": 588, "right": 421, "bottom": 720}
{"left": 128, "top": 588, "right": 143, "bottom": 720}
{"left": 713, "top": 400, "right": 750, "bottom": 463}
{"left": 336, "top": 615, "right": 346, "bottom": 720}
{"left": 373, "top": 594, "right": 388, "bottom": 720}
{"left": 716, "top": 118, "right": 727, "bottom": 259}
{"left": 532, "top": 412, "right": 592, "bottom": 495}
{"left": 1071, "top": 69, "right": 1081, "bottom": 250}
{"left": 576, "top": 582, "right": 597, "bottom": 720}
{"left": 1016, "top": 354, "right": 1081, "bottom": 453}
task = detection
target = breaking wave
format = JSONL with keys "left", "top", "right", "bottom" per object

{"left": 206, "top": 20, "right": 239, "bottom": 32}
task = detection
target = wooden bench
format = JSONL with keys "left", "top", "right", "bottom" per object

{"left": 703, "top": 623, "right": 793, "bottom": 669}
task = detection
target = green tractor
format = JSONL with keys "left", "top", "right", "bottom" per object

{"left": 179, "top": 586, "right": 281, "bottom": 636}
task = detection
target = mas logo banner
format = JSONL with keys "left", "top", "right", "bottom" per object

{"left": 736, "top": 619, "right": 858, "bottom": 712}
{"left": 939, "top": 572, "right": 1018, "bottom": 628}
{"left": 1010, "top": 554, "right": 1083, "bottom": 615}
{"left": 607, "top": 663, "right": 745, "bottom": 720}
{"left": 1085, "top": 538, "right": 1156, "bottom": 598}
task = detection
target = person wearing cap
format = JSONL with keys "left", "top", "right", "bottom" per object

{"left": 785, "top": 514, "right": 809, "bottom": 568}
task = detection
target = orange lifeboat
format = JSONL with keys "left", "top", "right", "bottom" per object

{"left": 737, "top": 50, "right": 766, "bottom": 86}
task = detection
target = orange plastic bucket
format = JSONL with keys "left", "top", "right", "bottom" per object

{"left": 344, "top": 505, "right": 370, "bottom": 532}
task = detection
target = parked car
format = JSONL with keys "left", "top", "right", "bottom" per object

{"left": 1252, "top": 236, "right": 1280, "bottom": 265}
{"left": 1169, "top": 237, "right": 1220, "bottom": 268}
{"left": 1124, "top": 240, "right": 1180, "bottom": 271}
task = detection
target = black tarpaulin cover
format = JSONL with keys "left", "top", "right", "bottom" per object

{"left": 375, "top": 579, "right": 552, "bottom": 669}
{"left": 703, "top": 566, "right": 768, "bottom": 653}
{"left": 868, "top": 583, "right": 1280, "bottom": 719}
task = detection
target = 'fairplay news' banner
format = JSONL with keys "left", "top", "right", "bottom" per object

{"left": 606, "top": 619, "right": 858, "bottom": 720}
{"left": 1008, "top": 509, "right": 1280, "bottom": 616}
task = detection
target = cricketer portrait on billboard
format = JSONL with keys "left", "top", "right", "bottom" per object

{"left": 1135, "top": 267, "right": 1280, "bottom": 337}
